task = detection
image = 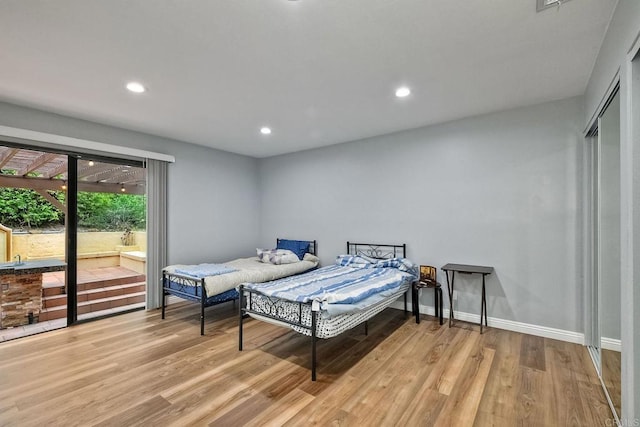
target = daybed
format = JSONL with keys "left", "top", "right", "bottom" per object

{"left": 238, "top": 242, "right": 417, "bottom": 380}
{"left": 162, "top": 239, "right": 318, "bottom": 335}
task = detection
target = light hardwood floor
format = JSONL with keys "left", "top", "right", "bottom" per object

{"left": 0, "top": 302, "right": 614, "bottom": 426}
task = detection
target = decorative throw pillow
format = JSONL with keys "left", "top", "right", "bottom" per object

{"left": 276, "top": 239, "right": 310, "bottom": 260}
{"left": 256, "top": 248, "right": 300, "bottom": 265}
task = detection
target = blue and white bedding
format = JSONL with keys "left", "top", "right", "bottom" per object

{"left": 174, "top": 263, "right": 237, "bottom": 278}
{"left": 243, "top": 255, "right": 417, "bottom": 317}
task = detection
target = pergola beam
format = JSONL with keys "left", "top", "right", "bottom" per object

{"left": 45, "top": 161, "right": 68, "bottom": 179}
{"left": 24, "top": 153, "right": 60, "bottom": 175}
{"left": 78, "top": 163, "right": 120, "bottom": 181}
{"left": 79, "top": 181, "right": 145, "bottom": 195}
{"left": 0, "top": 175, "right": 145, "bottom": 195}
{"left": 0, "top": 148, "right": 18, "bottom": 169}
{"left": 108, "top": 169, "right": 144, "bottom": 183}
{"left": 35, "top": 190, "right": 67, "bottom": 214}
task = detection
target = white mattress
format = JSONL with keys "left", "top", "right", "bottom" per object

{"left": 164, "top": 253, "right": 319, "bottom": 297}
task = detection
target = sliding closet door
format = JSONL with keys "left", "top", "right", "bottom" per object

{"left": 598, "top": 90, "right": 621, "bottom": 418}
{"left": 586, "top": 135, "right": 600, "bottom": 370}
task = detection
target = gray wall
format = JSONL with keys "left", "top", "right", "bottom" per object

{"left": 259, "top": 96, "right": 584, "bottom": 333}
{"left": 0, "top": 101, "right": 260, "bottom": 264}
{"left": 584, "top": 0, "right": 640, "bottom": 127}
{"left": 164, "top": 144, "right": 259, "bottom": 264}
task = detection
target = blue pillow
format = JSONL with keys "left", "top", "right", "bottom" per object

{"left": 276, "top": 239, "right": 310, "bottom": 260}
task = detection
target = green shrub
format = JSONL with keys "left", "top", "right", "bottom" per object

{"left": 77, "top": 192, "right": 146, "bottom": 231}
{"left": 0, "top": 188, "right": 63, "bottom": 228}
{"left": 0, "top": 188, "right": 146, "bottom": 231}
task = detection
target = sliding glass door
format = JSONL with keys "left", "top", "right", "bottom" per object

{"left": 74, "top": 157, "right": 147, "bottom": 322}
{"left": 0, "top": 143, "right": 147, "bottom": 339}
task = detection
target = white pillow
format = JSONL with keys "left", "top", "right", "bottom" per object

{"left": 256, "top": 248, "right": 300, "bottom": 265}
{"left": 302, "top": 253, "right": 320, "bottom": 263}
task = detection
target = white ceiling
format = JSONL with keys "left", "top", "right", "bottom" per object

{"left": 0, "top": 0, "right": 617, "bottom": 158}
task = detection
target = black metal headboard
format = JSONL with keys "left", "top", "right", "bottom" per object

{"left": 346, "top": 241, "right": 406, "bottom": 259}
{"left": 277, "top": 239, "right": 317, "bottom": 256}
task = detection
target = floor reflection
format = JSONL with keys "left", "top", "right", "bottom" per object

{"left": 601, "top": 348, "right": 621, "bottom": 417}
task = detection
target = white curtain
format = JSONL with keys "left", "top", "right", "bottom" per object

{"left": 146, "top": 159, "right": 168, "bottom": 309}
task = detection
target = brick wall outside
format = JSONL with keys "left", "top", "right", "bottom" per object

{"left": 0, "top": 272, "right": 43, "bottom": 328}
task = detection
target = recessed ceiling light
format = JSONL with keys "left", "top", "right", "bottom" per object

{"left": 260, "top": 127, "right": 272, "bottom": 135}
{"left": 126, "top": 81, "right": 146, "bottom": 93}
{"left": 395, "top": 87, "right": 411, "bottom": 98}
{"left": 536, "top": 0, "right": 572, "bottom": 12}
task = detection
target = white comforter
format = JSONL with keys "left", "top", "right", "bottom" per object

{"left": 164, "top": 253, "right": 319, "bottom": 297}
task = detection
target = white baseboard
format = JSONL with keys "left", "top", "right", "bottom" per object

{"left": 601, "top": 337, "right": 621, "bottom": 352}
{"left": 389, "top": 300, "right": 585, "bottom": 345}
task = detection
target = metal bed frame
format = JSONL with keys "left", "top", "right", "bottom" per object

{"left": 239, "top": 241, "right": 410, "bottom": 381}
{"left": 161, "top": 239, "right": 316, "bottom": 335}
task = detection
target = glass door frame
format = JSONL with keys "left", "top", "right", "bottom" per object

{"left": 66, "top": 155, "right": 78, "bottom": 325}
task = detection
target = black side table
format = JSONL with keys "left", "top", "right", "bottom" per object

{"left": 441, "top": 263, "right": 494, "bottom": 333}
{"left": 412, "top": 280, "right": 443, "bottom": 325}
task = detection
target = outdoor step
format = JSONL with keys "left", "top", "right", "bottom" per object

{"left": 42, "top": 273, "right": 145, "bottom": 292}
{"left": 42, "top": 268, "right": 146, "bottom": 292}
{"left": 39, "top": 291, "right": 146, "bottom": 321}
{"left": 38, "top": 306, "right": 66, "bottom": 322}
{"left": 42, "top": 282, "right": 146, "bottom": 308}
{"left": 84, "top": 282, "right": 146, "bottom": 300}
{"left": 77, "top": 302, "right": 146, "bottom": 321}
{"left": 43, "top": 285, "right": 66, "bottom": 297}
{"left": 77, "top": 274, "right": 146, "bottom": 291}
{"left": 77, "top": 292, "right": 146, "bottom": 315}
{"left": 42, "top": 294, "right": 67, "bottom": 308}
